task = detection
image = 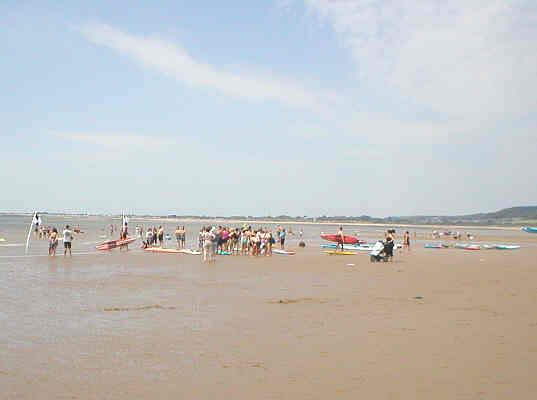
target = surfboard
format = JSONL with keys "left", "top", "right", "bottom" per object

{"left": 320, "top": 244, "right": 373, "bottom": 251}
{"left": 320, "top": 234, "right": 363, "bottom": 244}
{"left": 273, "top": 249, "right": 296, "bottom": 255}
{"left": 424, "top": 244, "right": 449, "bottom": 249}
{"left": 178, "top": 249, "right": 201, "bottom": 255}
{"left": 522, "top": 227, "right": 537, "bottom": 234}
{"left": 324, "top": 250, "right": 357, "bottom": 255}
{"left": 96, "top": 237, "right": 137, "bottom": 250}
{"left": 494, "top": 245, "right": 520, "bottom": 250}
{"left": 144, "top": 247, "right": 182, "bottom": 254}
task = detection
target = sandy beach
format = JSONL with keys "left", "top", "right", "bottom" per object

{"left": 2, "top": 227, "right": 537, "bottom": 399}
{"left": 5, "top": 1, "right": 537, "bottom": 397}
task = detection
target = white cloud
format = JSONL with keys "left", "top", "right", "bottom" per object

{"left": 286, "top": 110, "right": 480, "bottom": 146}
{"left": 78, "top": 22, "right": 329, "bottom": 109}
{"left": 53, "top": 131, "right": 178, "bottom": 151}
{"left": 301, "top": 0, "right": 537, "bottom": 117}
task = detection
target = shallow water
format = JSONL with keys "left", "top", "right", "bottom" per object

{"left": 1, "top": 215, "right": 531, "bottom": 350}
{"left": 2, "top": 214, "right": 536, "bottom": 399}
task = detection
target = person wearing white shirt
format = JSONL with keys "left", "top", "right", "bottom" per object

{"left": 63, "top": 225, "right": 73, "bottom": 256}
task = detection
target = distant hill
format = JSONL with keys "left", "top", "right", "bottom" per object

{"left": 463, "top": 206, "right": 537, "bottom": 220}
{"left": 388, "top": 206, "right": 537, "bottom": 226}
{"left": 304, "top": 206, "right": 537, "bottom": 225}
{"left": 3, "top": 206, "right": 536, "bottom": 226}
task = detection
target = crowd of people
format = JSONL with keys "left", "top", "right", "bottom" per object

{"left": 137, "top": 224, "right": 292, "bottom": 262}
{"left": 431, "top": 230, "right": 474, "bottom": 240}
{"left": 35, "top": 223, "right": 82, "bottom": 241}
{"left": 197, "top": 225, "right": 289, "bottom": 262}
{"left": 36, "top": 215, "right": 413, "bottom": 261}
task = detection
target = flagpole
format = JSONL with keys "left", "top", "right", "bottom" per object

{"left": 25, "top": 212, "right": 37, "bottom": 254}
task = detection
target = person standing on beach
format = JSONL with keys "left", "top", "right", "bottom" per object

{"left": 198, "top": 228, "right": 204, "bottom": 251}
{"left": 279, "top": 229, "right": 286, "bottom": 250}
{"left": 33, "top": 213, "right": 42, "bottom": 239}
{"left": 175, "top": 226, "right": 182, "bottom": 249}
{"left": 48, "top": 228, "right": 58, "bottom": 256}
{"left": 240, "top": 229, "right": 249, "bottom": 256}
{"left": 265, "top": 231, "right": 273, "bottom": 256}
{"left": 211, "top": 227, "right": 218, "bottom": 257}
{"left": 202, "top": 227, "right": 214, "bottom": 263}
{"left": 158, "top": 226, "right": 164, "bottom": 247}
{"left": 151, "top": 227, "right": 157, "bottom": 245}
{"left": 63, "top": 225, "right": 73, "bottom": 256}
{"left": 145, "top": 228, "right": 153, "bottom": 248}
{"left": 337, "top": 226, "right": 344, "bottom": 251}
{"left": 403, "top": 231, "right": 410, "bottom": 252}
{"left": 179, "top": 226, "right": 186, "bottom": 248}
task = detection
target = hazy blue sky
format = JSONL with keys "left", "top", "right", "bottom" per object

{"left": 2, "top": 0, "right": 536, "bottom": 217}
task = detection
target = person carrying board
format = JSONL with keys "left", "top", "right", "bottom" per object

{"left": 337, "top": 226, "right": 344, "bottom": 252}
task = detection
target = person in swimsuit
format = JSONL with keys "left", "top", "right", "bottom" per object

{"left": 158, "top": 226, "right": 164, "bottom": 247}
{"left": 48, "top": 227, "right": 58, "bottom": 256}
{"left": 152, "top": 227, "right": 157, "bottom": 245}
{"left": 198, "top": 228, "right": 204, "bottom": 251}
{"left": 240, "top": 229, "right": 248, "bottom": 256}
{"left": 384, "top": 236, "right": 395, "bottom": 261}
{"left": 337, "top": 226, "right": 344, "bottom": 251}
{"left": 265, "top": 231, "right": 273, "bottom": 256}
{"left": 175, "top": 226, "right": 181, "bottom": 249}
{"left": 179, "top": 226, "right": 186, "bottom": 248}
{"left": 251, "top": 231, "right": 258, "bottom": 256}
{"left": 403, "top": 231, "right": 410, "bottom": 252}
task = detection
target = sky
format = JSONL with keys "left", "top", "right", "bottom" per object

{"left": 1, "top": 0, "right": 536, "bottom": 217}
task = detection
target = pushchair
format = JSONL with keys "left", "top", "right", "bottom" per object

{"left": 370, "top": 240, "right": 390, "bottom": 262}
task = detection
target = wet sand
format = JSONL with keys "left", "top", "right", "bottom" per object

{"left": 2, "top": 236, "right": 537, "bottom": 399}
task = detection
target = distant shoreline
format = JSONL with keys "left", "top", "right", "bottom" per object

{"left": 130, "top": 216, "right": 523, "bottom": 231}
{"left": 1, "top": 213, "right": 525, "bottom": 232}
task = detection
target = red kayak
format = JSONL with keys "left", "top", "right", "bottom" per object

{"left": 320, "top": 234, "right": 365, "bottom": 245}
{"left": 96, "top": 237, "right": 137, "bottom": 250}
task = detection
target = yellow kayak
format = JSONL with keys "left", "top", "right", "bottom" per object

{"left": 324, "top": 250, "right": 357, "bottom": 255}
